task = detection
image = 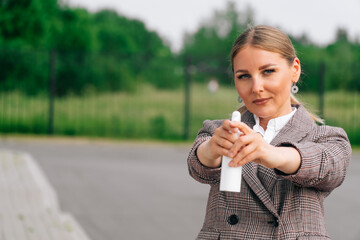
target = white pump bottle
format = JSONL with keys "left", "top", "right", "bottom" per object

{"left": 219, "top": 111, "right": 242, "bottom": 192}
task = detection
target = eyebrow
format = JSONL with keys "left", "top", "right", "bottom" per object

{"left": 235, "top": 63, "right": 277, "bottom": 74}
{"left": 259, "top": 63, "right": 276, "bottom": 70}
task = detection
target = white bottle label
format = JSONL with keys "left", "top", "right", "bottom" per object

{"left": 220, "top": 156, "right": 242, "bottom": 192}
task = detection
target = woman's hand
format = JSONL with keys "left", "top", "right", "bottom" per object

{"left": 197, "top": 119, "right": 242, "bottom": 168}
{"left": 228, "top": 121, "right": 301, "bottom": 174}
{"left": 197, "top": 119, "right": 301, "bottom": 174}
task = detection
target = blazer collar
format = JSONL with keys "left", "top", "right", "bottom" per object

{"left": 270, "top": 104, "right": 313, "bottom": 146}
{"left": 241, "top": 104, "right": 313, "bottom": 145}
{"left": 241, "top": 104, "right": 314, "bottom": 217}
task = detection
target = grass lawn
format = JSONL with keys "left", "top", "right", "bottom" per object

{"left": 1, "top": 84, "right": 359, "bottom": 144}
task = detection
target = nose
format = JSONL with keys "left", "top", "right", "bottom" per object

{"left": 252, "top": 77, "right": 264, "bottom": 94}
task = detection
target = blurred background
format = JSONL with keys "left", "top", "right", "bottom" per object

{"left": 0, "top": 0, "right": 359, "bottom": 144}
{"left": 1, "top": 1, "right": 360, "bottom": 240}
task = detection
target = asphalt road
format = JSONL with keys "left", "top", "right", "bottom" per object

{"left": 0, "top": 137, "right": 359, "bottom": 240}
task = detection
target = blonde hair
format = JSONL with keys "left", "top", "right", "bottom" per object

{"left": 231, "top": 25, "right": 324, "bottom": 124}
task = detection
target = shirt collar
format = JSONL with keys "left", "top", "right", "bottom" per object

{"left": 253, "top": 108, "right": 297, "bottom": 134}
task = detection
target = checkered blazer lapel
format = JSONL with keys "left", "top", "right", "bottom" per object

{"left": 241, "top": 105, "right": 312, "bottom": 217}
{"left": 270, "top": 105, "right": 312, "bottom": 146}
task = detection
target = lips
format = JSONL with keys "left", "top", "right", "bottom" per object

{"left": 253, "top": 98, "right": 271, "bottom": 105}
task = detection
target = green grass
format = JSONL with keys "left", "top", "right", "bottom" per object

{"left": 0, "top": 85, "right": 359, "bottom": 144}
{"left": 295, "top": 90, "right": 360, "bottom": 144}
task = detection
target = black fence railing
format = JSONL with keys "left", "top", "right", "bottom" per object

{"left": 1, "top": 49, "right": 359, "bottom": 144}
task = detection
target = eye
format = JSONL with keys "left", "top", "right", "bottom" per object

{"left": 263, "top": 69, "right": 275, "bottom": 75}
{"left": 237, "top": 74, "right": 250, "bottom": 80}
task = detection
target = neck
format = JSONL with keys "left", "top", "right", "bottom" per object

{"left": 259, "top": 106, "right": 294, "bottom": 131}
{"left": 259, "top": 118, "right": 269, "bottom": 131}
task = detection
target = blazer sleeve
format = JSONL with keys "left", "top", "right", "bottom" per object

{"left": 187, "top": 120, "right": 223, "bottom": 185}
{"left": 276, "top": 125, "right": 352, "bottom": 192}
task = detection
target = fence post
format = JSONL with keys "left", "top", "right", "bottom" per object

{"left": 48, "top": 49, "right": 56, "bottom": 135}
{"left": 319, "top": 62, "right": 325, "bottom": 119}
{"left": 184, "top": 57, "right": 191, "bottom": 140}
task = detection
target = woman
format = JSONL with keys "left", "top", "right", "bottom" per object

{"left": 187, "top": 25, "right": 351, "bottom": 239}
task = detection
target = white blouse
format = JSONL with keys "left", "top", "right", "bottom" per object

{"left": 252, "top": 108, "right": 297, "bottom": 144}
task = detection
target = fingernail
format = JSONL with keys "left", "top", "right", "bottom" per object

{"left": 228, "top": 151, "right": 234, "bottom": 158}
{"left": 229, "top": 161, "right": 234, "bottom": 167}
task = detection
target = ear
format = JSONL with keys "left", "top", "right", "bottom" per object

{"left": 292, "top": 57, "right": 301, "bottom": 83}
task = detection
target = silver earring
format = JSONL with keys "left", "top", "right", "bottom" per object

{"left": 237, "top": 96, "right": 243, "bottom": 103}
{"left": 291, "top": 83, "right": 299, "bottom": 94}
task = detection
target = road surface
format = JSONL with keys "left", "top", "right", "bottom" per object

{"left": 0, "top": 137, "right": 359, "bottom": 240}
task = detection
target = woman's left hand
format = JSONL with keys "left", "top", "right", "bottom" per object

{"left": 227, "top": 121, "right": 301, "bottom": 174}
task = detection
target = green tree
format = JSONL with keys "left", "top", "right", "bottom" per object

{"left": 0, "top": 0, "right": 57, "bottom": 95}
{"left": 181, "top": 1, "right": 254, "bottom": 85}
{"left": 0, "top": 0, "right": 182, "bottom": 95}
{"left": 325, "top": 28, "right": 360, "bottom": 91}
{"left": 0, "top": 0, "right": 58, "bottom": 48}
{"left": 290, "top": 34, "right": 326, "bottom": 92}
{"left": 51, "top": 7, "right": 98, "bottom": 96}
{"left": 92, "top": 9, "right": 181, "bottom": 90}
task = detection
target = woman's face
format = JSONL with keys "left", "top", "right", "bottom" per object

{"left": 233, "top": 46, "right": 300, "bottom": 122}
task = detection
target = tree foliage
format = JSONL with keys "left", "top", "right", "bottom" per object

{"left": 181, "top": 1, "right": 360, "bottom": 92}
{"left": 0, "top": 0, "right": 359, "bottom": 96}
{"left": 181, "top": 2, "right": 254, "bottom": 85}
{"left": 0, "top": 0, "right": 181, "bottom": 96}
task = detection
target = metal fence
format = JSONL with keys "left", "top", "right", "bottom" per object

{"left": 0, "top": 49, "right": 359, "bottom": 144}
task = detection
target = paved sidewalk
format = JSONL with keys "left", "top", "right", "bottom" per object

{"left": 0, "top": 138, "right": 359, "bottom": 240}
{"left": 0, "top": 150, "right": 91, "bottom": 240}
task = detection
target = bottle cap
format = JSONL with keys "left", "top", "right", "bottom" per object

{"left": 231, "top": 111, "right": 241, "bottom": 122}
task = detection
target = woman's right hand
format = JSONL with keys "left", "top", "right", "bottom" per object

{"left": 197, "top": 120, "right": 240, "bottom": 168}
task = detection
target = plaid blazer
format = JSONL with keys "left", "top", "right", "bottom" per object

{"left": 187, "top": 104, "right": 351, "bottom": 240}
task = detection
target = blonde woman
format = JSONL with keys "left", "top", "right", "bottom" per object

{"left": 187, "top": 25, "right": 351, "bottom": 239}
